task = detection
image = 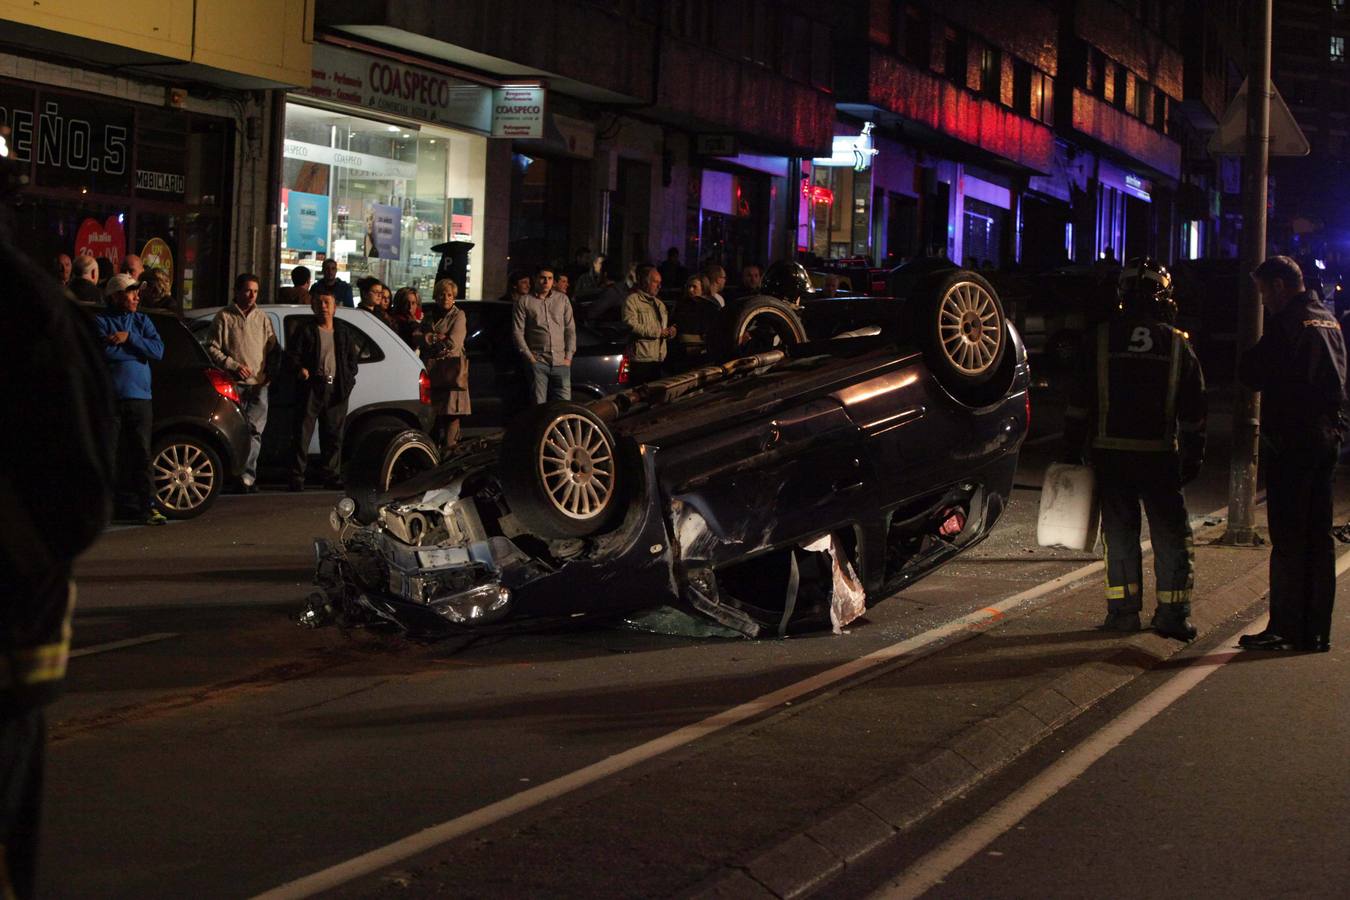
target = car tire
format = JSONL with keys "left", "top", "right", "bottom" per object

{"left": 725, "top": 296, "right": 808, "bottom": 358}
{"left": 344, "top": 428, "right": 440, "bottom": 495}
{"left": 151, "top": 434, "right": 222, "bottom": 519}
{"left": 499, "top": 401, "right": 624, "bottom": 539}
{"left": 344, "top": 414, "right": 410, "bottom": 461}
{"left": 914, "top": 269, "right": 1008, "bottom": 390}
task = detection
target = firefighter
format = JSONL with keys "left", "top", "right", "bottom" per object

{"left": 1, "top": 125, "right": 114, "bottom": 899}
{"left": 1062, "top": 257, "right": 1207, "bottom": 640}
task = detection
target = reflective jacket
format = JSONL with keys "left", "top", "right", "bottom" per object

{"left": 1064, "top": 315, "right": 1207, "bottom": 468}
{"left": 1239, "top": 291, "right": 1348, "bottom": 450}
{"left": 1, "top": 218, "right": 114, "bottom": 713}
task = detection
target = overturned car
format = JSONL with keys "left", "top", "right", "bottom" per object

{"left": 302, "top": 264, "right": 1030, "bottom": 638}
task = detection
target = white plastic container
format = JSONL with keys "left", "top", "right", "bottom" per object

{"left": 1037, "top": 463, "right": 1100, "bottom": 551}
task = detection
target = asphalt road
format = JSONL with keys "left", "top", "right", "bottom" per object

{"left": 844, "top": 568, "right": 1350, "bottom": 900}
{"left": 41, "top": 382, "right": 1260, "bottom": 898}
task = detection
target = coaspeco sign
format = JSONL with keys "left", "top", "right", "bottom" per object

{"left": 368, "top": 61, "right": 451, "bottom": 108}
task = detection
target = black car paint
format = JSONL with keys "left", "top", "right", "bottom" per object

{"left": 313, "top": 319, "right": 1030, "bottom": 637}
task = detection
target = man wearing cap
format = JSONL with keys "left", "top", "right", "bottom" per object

{"left": 95, "top": 273, "right": 166, "bottom": 525}
{"left": 207, "top": 273, "right": 277, "bottom": 492}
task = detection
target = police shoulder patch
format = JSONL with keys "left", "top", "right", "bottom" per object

{"left": 1303, "top": 318, "right": 1340, "bottom": 329}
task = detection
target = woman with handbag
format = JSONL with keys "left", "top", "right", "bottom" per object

{"left": 422, "top": 278, "right": 471, "bottom": 451}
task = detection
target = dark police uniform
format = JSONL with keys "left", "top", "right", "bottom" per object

{"left": 1239, "top": 291, "right": 1347, "bottom": 649}
{"left": 1065, "top": 315, "right": 1207, "bottom": 629}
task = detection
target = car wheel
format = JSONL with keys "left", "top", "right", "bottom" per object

{"left": 499, "top": 401, "right": 623, "bottom": 539}
{"left": 344, "top": 428, "right": 440, "bottom": 495}
{"left": 344, "top": 414, "right": 410, "bottom": 461}
{"left": 915, "top": 270, "right": 1007, "bottom": 389}
{"left": 726, "top": 297, "right": 808, "bottom": 357}
{"left": 151, "top": 434, "right": 222, "bottom": 519}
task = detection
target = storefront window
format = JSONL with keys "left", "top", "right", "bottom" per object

{"left": 807, "top": 164, "right": 873, "bottom": 261}
{"left": 0, "top": 77, "right": 231, "bottom": 310}
{"left": 281, "top": 102, "right": 486, "bottom": 298}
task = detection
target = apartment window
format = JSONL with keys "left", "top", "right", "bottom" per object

{"left": 1115, "top": 66, "right": 1129, "bottom": 109}
{"left": 1034, "top": 70, "right": 1054, "bottom": 125}
{"left": 901, "top": 5, "right": 931, "bottom": 67}
{"left": 1332, "top": 35, "right": 1346, "bottom": 63}
{"left": 1135, "top": 80, "right": 1152, "bottom": 122}
{"left": 980, "top": 44, "right": 1002, "bottom": 99}
{"left": 1154, "top": 91, "right": 1169, "bottom": 133}
{"left": 1102, "top": 60, "right": 1117, "bottom": 103}
{"left": 943, "top": 27, "right": 968, "bottom": 87}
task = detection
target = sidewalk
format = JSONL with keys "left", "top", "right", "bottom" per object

{"left": 323, "top": 490, "right": 1344, "bottom": 900}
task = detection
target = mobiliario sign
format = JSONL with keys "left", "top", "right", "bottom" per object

{"left": 303, "top": 45, "right": 492, "bottom": 134}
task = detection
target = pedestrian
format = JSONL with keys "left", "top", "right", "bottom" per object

{"left": 583, "top": 263, "right": 626, "bottom": 324}
{"left": 576, "top": 252, "right": 605, "bottom": 299}
{"left": 285, "top": 284, "right": 358, "bottom": 491}
{"left": 280, "top": 265, "right": 312, "bottom": 304}
{"left": 1237, "top": 255, "right": 1347, "bottom": 652}
{"left": 390, "top": 286, "right": 424, "bottom": 349}
{"left": 206, "top": 273, "right": 277, "bottom": 493}
{"left": 554, "top": 272, "right": 572, "bottom": 299}
{"left": 622, "top": 265, "right": 674, "bottom": 384}
{"left": 137, "top": 267, "right": 174, "bottom": 311}
{"left": 355, "top": 275, "right": 379, "bottom": 312}
{"left": 658, "top": 247, "right": 688, "bottom": 290}
{"left": 499, "top": 270, "right": 531, "bottom": 304}
{"left": 95, "top": 273, "right": 166, "bottom": 525}
{"left": 121, "top": 253, "right": 144, "bottom": 281}
{"left": 727, "top": 263, "right": 763, "bottom": 302}
{"left": 512, "top": 266, "right": 575, "bottom": 403}
{"left": 94, "top": 255, "right": 114, "bottom": 286}
{"left": 422, "top": 277, "right": 471, "bottom": 451}
{"left": 317, "top": 257, "right": 354, "bottom": 308}
{"left": 1062, "top": 258, "right": 1206, "bottom": 640}
{"left": 702, "top": 263, "right": 727, "bottom": 308}
{"left": 671, "top": 273, "right": 722, "bottom": 367}
{"left": 68, "top": 254, "right": 101, "bottom": 304}
{"left": 54, "top": 252, "right": 72, "bottom": 287}
{"left": 0, "top": 183, "right": 114, "bottom": 900}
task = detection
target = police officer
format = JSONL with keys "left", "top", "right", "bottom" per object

{"left": 1, "top": 125, "right": 114, "bottom": 898}
{"left": 1063, "top": 258, "right": 1207, "bottom": 640}
{"left": 1238, "top": 255, "right": 1347, "bottom": 652}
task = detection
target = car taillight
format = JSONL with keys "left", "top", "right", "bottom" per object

{"left": 617, "top": 356, "right": 630, "bottom": 384}
{"left": 206, "top": 368, "right": 240, "bottom": 404}
{"left": 419, "top": 370, "right": 432, "bottom": 404}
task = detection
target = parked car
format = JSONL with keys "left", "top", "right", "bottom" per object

{"left": 187, "top": 306, "right": 435, "bottom": 482}
{"left": 303, "top": 263, "right": 1029, "bottom": 638}
{"left": 77, "top": 304, "right": 249, "bottom": 519}
{"left": 424, "top": 300, "right": 627, "bottom": 429}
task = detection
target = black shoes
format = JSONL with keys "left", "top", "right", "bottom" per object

{"left": 1100, "top": 610, "right": 1141, "bottom": 632}
{"left": 1150, "top": 606, "right": 1197, "bottom": 642}
{"left": 1237, "top": 630, "right": 1330, "bottom": 652}
{"left": 288, "top": 479, "right": 305, "bottom": 493}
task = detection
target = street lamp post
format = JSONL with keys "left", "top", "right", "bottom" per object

{"left": 1224, "top": 0, "right": 1273, "bottom": 546}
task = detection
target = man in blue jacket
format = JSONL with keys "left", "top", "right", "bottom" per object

{"left": 95, "top": 273, "right": 165, "bottom": 525}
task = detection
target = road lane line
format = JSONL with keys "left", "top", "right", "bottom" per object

{"left": 69, "top": 633, "right": 179, "bottom": 658}
{"left": 869, "top": 548, "right": 1350, "bottom": 900}
{"left": 251, "top": 501, "right": 1239, "bottom": 900}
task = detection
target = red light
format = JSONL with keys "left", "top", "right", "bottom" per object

{"left": 1025, "top": 390, "right": 1032, "bottom": 432}
{"left": 617, "top": 356, "right": 630, "bottom": 384}
{"left": 939, "top": 508, "right": 966, "bottom": 537}
{"left": 799, "top": 180, "right": 834, "bottom": 204}
{"left": 205, "top": 368, "right": 240, "bottom": 404}
{"left": 419, "top": 370, "right": 432, "bottom": 404}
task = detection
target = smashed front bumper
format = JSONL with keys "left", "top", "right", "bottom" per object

{"left": 301, "top": 491, "right": 524, "bottom": 633}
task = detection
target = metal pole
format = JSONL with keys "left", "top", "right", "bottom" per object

{"left": 1223, "top": 0, "right": 1273, "bottom": 545}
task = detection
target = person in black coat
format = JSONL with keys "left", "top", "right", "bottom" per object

{"left": 285, "top": 284, "right": 358, "bottom": 490}
{"left": 1237, "top": 255, "right": 1348, "bottom": 652}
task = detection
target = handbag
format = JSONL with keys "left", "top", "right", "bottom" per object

{"left": 427, "top": 353, "right": 469, "bottom": 390}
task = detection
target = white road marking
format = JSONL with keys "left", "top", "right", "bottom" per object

{"left": 69, "top": 633, "right": 179, "bottom": 658}
{"left": 869, "top": 548, "right": 1350, "bottom": 900}
{"left": 251, "top": 500, "right": 1237, "bottom": 900}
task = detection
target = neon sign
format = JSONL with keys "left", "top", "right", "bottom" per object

{"left": 800, "top": 180, "right": 834, "bottom": 204}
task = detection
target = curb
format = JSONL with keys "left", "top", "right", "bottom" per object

{"left": 688, "top": 535, "right": 1276, "bottom": 900}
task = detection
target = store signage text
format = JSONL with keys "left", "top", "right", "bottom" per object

{"left": 491, "top": 86, "right": 546, "bottom": 139}
{"left": 303, "top": 46, "right": 492, "bottom": 133}
{"left": 136, "top": 169, "right": 186, "bottom": 194}
{"left": 0, "top": 100, "right": 129, "bottom": 176}
{"left": 283, "top": 139, "right": 417, "bottom": 181}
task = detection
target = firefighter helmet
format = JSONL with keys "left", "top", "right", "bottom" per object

{"left": 1116, "top": 257, "right": 1176, "bottom": 323}
{"left": 761, "top": 261, "right": 811, "bottom": 305}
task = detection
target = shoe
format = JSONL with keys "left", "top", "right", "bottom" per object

{"left": 144, "top": 510, "right": 168, "bottom": 526}
{"left": 1238, "top": 630, "right": 1284, "bottom": 649}
{"left": 1237, "top": 631, "right": 1300, "bottom": 651}
{"left": 1301, "top": 635, "right": 1331, "bottom": 653}
{"left": 1150, "top": 606, "right": 1197, "bottom": 642}
{"left": 243, "top": 482, "right": 259, "bottom": 495}
{"left": 288, "top": 480, "right": 305, "bottom": 493}
{"left": 1100, "top": 610, "right": 1141, "bottom": 632}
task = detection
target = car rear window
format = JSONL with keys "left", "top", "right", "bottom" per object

{"left": 79, "top": 306, "right": 209, "bottom": 369}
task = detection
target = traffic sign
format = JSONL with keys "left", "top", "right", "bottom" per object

{"left": 1208, "top": 77, "right": 1310, "bottom": 156}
